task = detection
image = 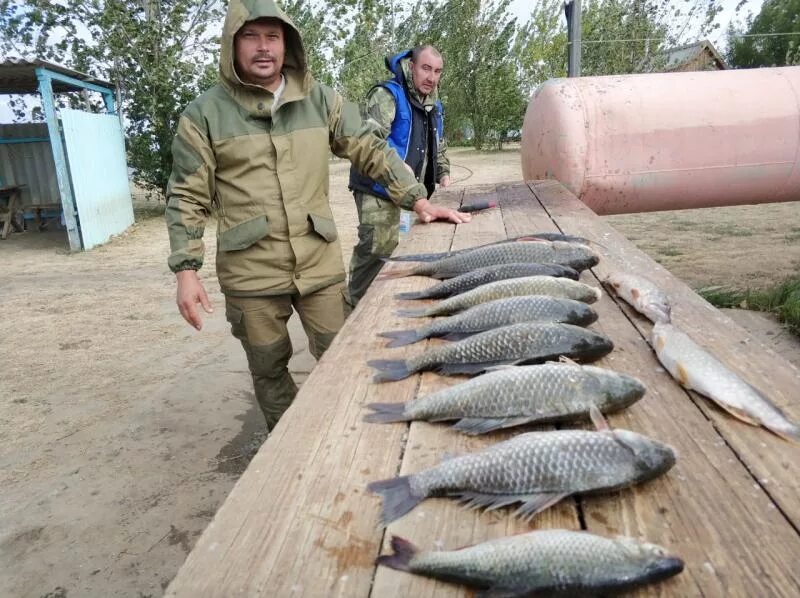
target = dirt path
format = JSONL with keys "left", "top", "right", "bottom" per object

{"left": 1, "top": 145, "right": 798, "bottom": 597}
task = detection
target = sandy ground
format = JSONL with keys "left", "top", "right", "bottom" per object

{"left": 1, "top": 144, "right": 799, "bottom": 597}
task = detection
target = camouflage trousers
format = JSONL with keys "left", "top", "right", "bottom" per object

{"left": 346, "top": 191, "right": 401, "bottom": 309}
{"left": 224, "top": 281, "right": 345, "bottom": 431}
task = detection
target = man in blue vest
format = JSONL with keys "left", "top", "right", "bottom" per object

{"left": 346, "top": 45, "right": 463, "bottom": 308}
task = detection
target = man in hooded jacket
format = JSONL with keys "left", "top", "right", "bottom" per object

{"left": 165, "top": 0, "right": 471, "bottom": 431}
{"left": 346, "top": 45, "right": 451, "bottom": 308}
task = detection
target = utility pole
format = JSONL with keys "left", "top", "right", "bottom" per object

{"left": 565, "top": 0, "right": 582, "bottom": 77}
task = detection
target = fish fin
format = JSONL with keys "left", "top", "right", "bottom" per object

{"left": 367, "top": 476, "right": 423, "bottom": 525}
{"left": 388, "top": 251, "right": 448, "bottom": 262}
{"left": 589, "top": 406, "right": 610, "bottom": 431}
{"left": 439, "top": 332, "right": 476, "bottom": 342}
{"left": 513, "top": 493, "right": 570, "bottom": 521}
{"left": 363, "top": 402, "right": 410, "bottom": 424}
{"left": 515, "top": 236, "right": 550, "bottom": 244}
{"left": 674, "top": 361, "right": 692, "bottom": 387}
{"left": 430, "top": 269, "right": 460, "bottom": 279}
{"left": 375, "top": 535, "right": 418, "bottom": 571}
{"left": 558, "top": 355, "right": 580, "bottom": 365}
{"left": 438, "top": 361, "right": 507, "bottom": 375}
{"left": 395, "top": 307, "right": 430, "bottom": 318}
{"left": 455, "top": 491, "right": 522, "bottom": 512}
{"left": 394, "top": 290, "right": 427, "bottom": 300}
{"left": 712, "top": 401, "right": 761, "bottom": 426}
{"left": 452, "top": 416, "right": 537, "bottom": 435}
{"left": 378, "top": 329, "right": 425, "bottom": 347}
{"left": 483, "top": 364, "right": 518, "bottom": 373}
{"left": 367, "top": 359, "right": 412, "bottom": 382}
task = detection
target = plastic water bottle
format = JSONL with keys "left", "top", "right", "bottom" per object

{"left": 399, "top": 210, "right": 412, "bottom": 235}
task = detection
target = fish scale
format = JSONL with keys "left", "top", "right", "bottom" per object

{"left": 368, "top": 427, "right": 676, "bottom": 525}
{"left": 368, "top": 323, "right": 615, "bottom": 381}
{"left": 394, "top": 262, "right": 579, "bottom": 300}
{"left": 398, "top": 276, "right": 601, "bottom": 318}
{"left": 408, "top": 323, "right": 608, "bottom": 372}
{"left": 394, "top": 362, "right": 643, "bottom": 420}
{"left": 392, "top": 240, "right": 600, "bottom": 278}
{"left": 376, "top": 531, "right": 684, "bottom": 595}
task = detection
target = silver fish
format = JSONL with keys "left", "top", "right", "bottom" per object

{"left": 605, "top": 272, "right": 671, "bottom": 324}
{"left": 365, "top": 363, "right": 645, "bottom": 434}
{"left": 387, "top": 232, "right": 591, "bottom": 262}
{"left": 380, "top": 296, "right": 598, "bottom": 347}
{"left": 395, "top": 262, "right": 579, "bottom": 300}
{"left": 652, "top": 322, "right": 800, "bottom": 442}
{"left": 368, "top": 322, "right": 614, "bottom": 381}
{"left": 367, "top": 415, "right": 676, "bottom": 524}
{"left": 377, "top": 531, "right": 684, "bottom": 597}
{"left": 381, "top": 240, "right": 600, "bottom": 279}
{"left": 397, "top": 277, "right": 602, "bottom": 318}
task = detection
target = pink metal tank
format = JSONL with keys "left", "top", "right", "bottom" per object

{"left": 521, "top": 66, "right": 800, "bottom": 215}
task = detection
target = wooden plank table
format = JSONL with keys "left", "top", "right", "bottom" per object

{"left": 0, "top": 184, "right": 23, "bottom": 239}
{"left": 166, "top": 181, "right": 800, "bottom": 597}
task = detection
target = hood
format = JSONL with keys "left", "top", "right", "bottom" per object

{"left": 220, "top": 0, "right": 309, "bottom": 96}
{"left": 385, "top": 49, "right": 439, "bottom": 107}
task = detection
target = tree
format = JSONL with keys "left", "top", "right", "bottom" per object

{"left": 0, "top": 0, "right": 333, "bottom": 195}
{"left": 727, "top": 0, "right": 800, "bottom": 68}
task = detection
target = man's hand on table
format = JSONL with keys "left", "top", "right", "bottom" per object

{"left": 412, "top": 197, "right": 471, "bottom": 225}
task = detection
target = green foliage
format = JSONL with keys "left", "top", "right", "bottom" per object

{"left": 727, "top": 0, "right": 800, "bottom": 68}
{"left": 700, "top": 277, "right": 800, "bottom": 335}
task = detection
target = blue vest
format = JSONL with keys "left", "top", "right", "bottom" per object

{"left": 349, "top": 49, "right": 444, "bottom": 200}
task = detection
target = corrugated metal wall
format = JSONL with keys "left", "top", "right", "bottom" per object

{"left": 61, "top": 109, "right": 133, "bottom": 249}
{"left": 0, "top": 123, "right": 60, "bottom": 207}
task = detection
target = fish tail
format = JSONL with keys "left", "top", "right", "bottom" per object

{"left": 367, "top": 359, "right": 413, "bottom": 382}
{"left": 378, "top": 329, "right": 425, "bottom": 347}
{"left": 367, "top": 476, "right": 422, "bottom": 525}
{"left": 394, "top": 290, "right": 428, "bottom": 300}
{"left": 375, "top": 535, "right": 418, "bottom": 571}
{"left": 395, "top": 307, "right": 430, "bottom": 318}
{"left": 363, "top": 402, "right": 411, "bottom": 424}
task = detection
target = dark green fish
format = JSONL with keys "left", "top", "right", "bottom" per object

{"left": 395, "top": 262, "right": 579, "bottom": 300}
{"left": 387, "top": 232, "right": 591, "bottom": 262}
{"left": 368, "top": 322, "right": 613, "bottom": 381}
{"left": 380, "top": 296, "right": 598, "bottom": 347}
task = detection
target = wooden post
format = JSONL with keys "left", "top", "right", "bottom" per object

{"left": 566, "top": 0, "right": 582, "bottom": 77}
{"left": 36, "top": 68, "right": 82, "bottom": 251}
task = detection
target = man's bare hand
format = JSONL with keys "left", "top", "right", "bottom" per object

{"left": 176, "top": 269, "right": 213, "bottom": 330}
{"left": 412, "top": 198, "right": 471, "bottom": 225}
{"left": 439, "top": 175, "right": 451, "bottom": 188}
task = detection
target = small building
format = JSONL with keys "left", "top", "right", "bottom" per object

{"left": 0, "top": 59, "right": 134, "bottom": 250}
{"left": 661, "top": 39, "right": 727, "bottom": 73}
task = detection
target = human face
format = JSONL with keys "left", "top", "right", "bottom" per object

{"left": 234, "top": 19, "right": 285, "bottom": 90}
{"left": 409, "top": 48, "right": 443, "bottom": 98}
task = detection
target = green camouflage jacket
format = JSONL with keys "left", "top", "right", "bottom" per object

{"left": 165, "top": 0, "right": 428, "bottom": 296}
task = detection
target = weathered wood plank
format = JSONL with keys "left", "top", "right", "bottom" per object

{"left": 530, "top": 180, "right": 800, "bottom": 596}
{"left": 370, "top": 183, "right": 583, "bottom": 596}
{"left": 165, "top": 195, "right": 465, "bottom": 597}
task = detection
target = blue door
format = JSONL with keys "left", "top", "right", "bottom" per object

{"left": 61, "top": 109, "right": 134, "bottom": 249}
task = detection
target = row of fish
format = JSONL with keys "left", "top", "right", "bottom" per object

{"left": 363, "top": 233, "right": 688, "bottom": 595}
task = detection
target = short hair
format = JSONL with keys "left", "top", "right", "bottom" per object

{"left": 411, "top": 45, "right": 442, "bottom": 63}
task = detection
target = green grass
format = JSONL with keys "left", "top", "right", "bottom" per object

{"left": 708, "top": 223, "right": 754, "bottom": 237}
{"left": 659, "top": 247, "right": 684, "bottom": 257}
{"left": 698, "top": 276, "right": 800, "bottom": 334}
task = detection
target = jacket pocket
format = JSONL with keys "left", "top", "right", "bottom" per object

{"left": 307, "top": 212, "right": 338, "bottom": 242}
{"left": 219, "top": 215, "right": 270, "bottom": 252}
